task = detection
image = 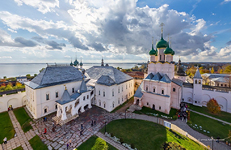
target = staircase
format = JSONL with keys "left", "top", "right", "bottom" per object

{"left": 52, "top": 113, "right": 79, "bottom": 126}
{"left": 127, "top": 104, "right": 142, "bottom": 112}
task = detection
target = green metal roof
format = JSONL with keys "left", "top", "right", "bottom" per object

{"left": 149, "top": 44, "right": 157, "bottom": 56}
{"left": 156, "top": 38, "right": 169, "bottom": 48}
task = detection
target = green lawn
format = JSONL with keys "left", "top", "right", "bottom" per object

{"left": 13, "top": 107, "right": 32, "bottom": 132}
{"left": 188, "top": 104, "right": 231, "bottom": 123}
{"left": 188, "top": 111, "right": 231, "bottom": 142}
{"left": 111, "top": 96, "right": 134, "bottom": 113}
{"left": 0, "top": 112, "right": 15, "bottom": 144}
{"left": 77, "top": 135, "right": 117, "bottom": 150}
{"left": 100, "top": 119, "right": 206, "bottom": 150}
{"left": 13, "top": 146, "right": 23, "bottom": 150}
{"left": 29, "top": 135, "right": 48, "bottom": 150}
{"left": 134, "top": 106, "right": 178, "bottom": 120}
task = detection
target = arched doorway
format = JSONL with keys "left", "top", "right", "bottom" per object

{"left": 84, "top": 104, "right": 89, "bottom": 111}
{"left": 136, "top": 99, "right": 139, "bottom": 105}
{"left": 152, "top": 104, "right": 155, "bottom": 110}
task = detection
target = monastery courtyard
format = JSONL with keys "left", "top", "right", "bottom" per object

{"left": 1, "top": 104, "right": 231, "bottom": 150}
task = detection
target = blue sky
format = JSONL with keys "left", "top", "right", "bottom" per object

{"left": 0, "top": 0, "right": 231, "bottom": 63}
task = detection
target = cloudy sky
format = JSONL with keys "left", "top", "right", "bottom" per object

{"left": 0, "top": 0, "right": 231, "bottom": 63}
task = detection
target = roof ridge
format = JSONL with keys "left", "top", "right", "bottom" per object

{"left": 40, "top": 67, "right": 48, "bottom": 85}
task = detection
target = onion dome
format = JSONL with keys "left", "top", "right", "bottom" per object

{"left": 73, "top": 59, "right": 79, "bottom": 66}
{"left": 164, "top": 46, "right": 173, "bottom": 54}
{"left": 70, "top": 61, "right": 73, "bottom": 66}
{"left": 156, "top": 37, "right": 169, "bottom": 48}
{"left": 149, "top": 44, "right": 157, "bottom": 56}
{"left": 172, "top": 50, "right": 175, "bottom": 55}
{"left": 80, "top": 61, "right": 83, "bottom": 66}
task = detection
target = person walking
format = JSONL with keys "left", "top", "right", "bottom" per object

{"left": 3, "top": 137, "right": 7, "bottom": 144}
{"left": 44, "top": 128, "right": 47, "bottom": 134}
{"left": 67, "top": 143, "right": 69, "bottom": 149}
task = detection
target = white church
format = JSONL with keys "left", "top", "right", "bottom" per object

{"left": 24, "top": 59, "right": 134, "bottom": 124}
{"left": 134, "top": 26, "right": 231, "bottom": 114}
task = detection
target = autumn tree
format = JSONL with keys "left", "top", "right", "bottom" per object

{"left": 207, "top": 98, "right": 221, "bottom": 114}
{"left": 91, "top": 137, "right": 108, "bottom": 150}
{"left": 223, "top": 65, "right": 231, "bottom": 73}
{"left": 211, "top": 67, "right": 214, "bottom": 74}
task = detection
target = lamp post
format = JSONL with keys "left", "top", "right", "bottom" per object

{"left": 104, "top": 121, "right": 107, "bottom": 133}
{"left": 211, "top": 136, "right": 213, "bottom": 150}
{"left": 125, "top": 109, "right": 127, "bottom": 119}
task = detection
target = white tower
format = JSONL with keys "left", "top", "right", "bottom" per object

{"left": 193, "top": 67, "right": 202, "bottom": 105}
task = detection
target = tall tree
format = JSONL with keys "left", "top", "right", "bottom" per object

{"left": 91, "top": 137, "right": 108, "bottom": 150}
{"left": 207, "top": 98, "right": 221, "bottom": 114}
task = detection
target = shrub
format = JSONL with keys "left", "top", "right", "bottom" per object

{"left": 173, "top": 116, "right": 177, "bottom": 120}
{"left": 207, "top": 98, "right": 221, "bottom": 114}
{"left": 91, "top": 137, "right": 108, "bottom": 150}
{"left": 187, "top": 120, "right": 192, "bottom": 125}
{"left": 110, "top": 133, "right": 114, "bottom": 137}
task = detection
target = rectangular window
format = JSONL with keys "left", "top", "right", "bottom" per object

{"left": 118, "top": 87, "right": 120, "bottom": 93}
{"left": 44, "top": 108, "right": 47, "bottom": 113}
{"left": 173, "top": 88, "right": 175, "bottom": 92}
{"left": 147, "top": 102, "right": 149, "bottom": 105}
{"left": 72, "top": 88, "right": 74, "bottom": 93}
{"left": 99, "top": 90, "right": 100, "bottom": 95}
{"left": 56, "top": 92, "right": 58, "bottom": 98}
{"left": 159, "top": 106, "right": 161, "bottom": 110}
{"left": 153, "top": 88, "right": 155, "bottom": 92}
{"left": 103, "top": 91, "right": 105, "bottom": 97}
{"left": 122, "top": 86, "right": 123, "bottom": 92}
{"left": 160, "top": 55, "right": 162, "bottom": 61}
{"left": 55, "top": 105, "right": 57, "bottom": 109}
{"left": 46, "top": 94, "right": 49, "bottom": 100}
{"left": 162, "top": 90, "right": 164, "bottom": 95}
{"left": 112, "top": 91, "right": 114, "bottom": 96}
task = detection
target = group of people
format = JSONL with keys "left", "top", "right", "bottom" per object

{"left": 8, "top": 105, "right": 13, "bottom": 111}
{"left": 178, "top": 103, "right": 188, "bottom": 122}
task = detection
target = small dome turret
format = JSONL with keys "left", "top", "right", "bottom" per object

{"left": 164, "top": 46, "right": 173, "bottom": 55}
{"left": 156, "top": 38, "right": 169, "bottom": 48}
{"left": 149, "top": 44, "right": 157, "bottom": 56}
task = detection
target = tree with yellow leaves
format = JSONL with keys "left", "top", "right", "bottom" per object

{"left": 211, "top": 67, "right": 214, "bottom": 74}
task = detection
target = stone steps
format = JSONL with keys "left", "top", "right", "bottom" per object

{"left": 52, "top": 114, "right": 79, "bottom": 126}
{"left": 96, "top": 132, "right": 128, "bottom": 150}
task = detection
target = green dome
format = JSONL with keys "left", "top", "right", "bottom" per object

{"left": 80, "top": 62, "right": 83, "bottom": 66}
{"left": 164, "top": 46, "right": 173, "bottom": 54}
{"left": 172, "top": 50, "right": 175, "bottom": 55}
{"left": 73, "top": 59, "right": 78, "bottom": 66}
{"left": 156, "top": 38, "right": 169, "bottom": 48}
{"left": 70, "top": 61, "right": 73, "bottom": 66}
{"left": 149, "top": 44, "right": 157, "bottom": 56}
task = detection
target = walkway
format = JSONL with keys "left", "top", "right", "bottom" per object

{"left": 189, "top": 109, "right": 231, "bottom": 125}
{"left": 1, "top": 111, "right": 36, "bottom": 150}
{"left": 116, "top": 98, "right": 134, "bottom": 113}
{"left": 171, "top": 119, "right": 231, "bottom": 150}
{"left": 96, "top": 132, "right": 128, "bottom": 150}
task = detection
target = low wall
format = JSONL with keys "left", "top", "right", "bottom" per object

{"left": 0, "top": 92, "right": 26, "bottom": 113}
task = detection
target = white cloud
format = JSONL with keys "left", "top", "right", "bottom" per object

{"left": 0, "top": 56, "right": 12, "bottom": 59}
{"left": 14, "top": 0, "right": 59, "bottom": 14}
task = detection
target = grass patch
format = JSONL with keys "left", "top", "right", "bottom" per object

{"left": 100, "top": 119, "right": 206, "bottom": 150}
{"left": 29, "top": 135, "right": 48, "bottom": 150}
{"left": 13, "top": 107, "right": 32, "bottom": 132}
{"left": 77, "top": 135, "right": 117, "bottom": 150}
{"left": 0, "top": 112, "right": 15, "bottom": 144}
{"left": 13, "top": 146, "right": 23, "bottom": 150}
{"left": 188, "top": 104, "right": 231, "bottom": 123}
{"left": 134, "top": 106, "right": 178, "bottom": 120}
{"left": 111, "top": 96, "right": 134, "bottom": 113}
{"left": 188, "top": 111, "right": 231, "bottom": 141}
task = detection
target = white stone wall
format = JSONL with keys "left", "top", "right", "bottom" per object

{"left": 25, "top": 81, "right": 82, "bottom": 119}
{"left": 148, "top": 63, "right": 174, "bottom": 79}
{"left": 142, "top": 92, "right": 171, "bottom": 114}
{"left": 170, "top": 82, "right": 181, "bottom": 109}
{"left": 182, "top": 86, "right": 231, "bottom": 113}
{"left": 0, "top": 92, "right": 26, "bottom": 112}
{"left": 95, "top": 79, "right": 134, "bottom": 112}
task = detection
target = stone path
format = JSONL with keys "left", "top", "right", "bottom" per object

{"left": 1, "top": 111, "right": 36, "bottom": 150}
{"left": 171, "top": 119, "right": 231, "bottom": 150}
{"left": 116, "top": 98, "right": 134, "bottom": 113}
{"left": 190, "top": 109, "right": 231, "bottom": 125}
{"left": 96, "top": 132, "right": 128, "bottom": 150}
{"left": 32, "top": 106, "right": 132, "bottom": 150}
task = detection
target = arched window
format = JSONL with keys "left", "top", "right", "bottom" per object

{"left": 162, "top": 90, "right": 164, "bottom": 95}
{"left": 195, "top": 80, "right": 197, "bottom": 84}
{"left": 55, "top": 104, "right": 57, "bottom": 109}
{"left": 87, "top": 95, "right": 89, "bottom": 99}
{"left": 126, "top": 84, "right": 127, "bottom": 89}
{"left": 122, "top": 86, "right": 123, "bottom": 92}
{"left": 199, "top": 80, "right": 201, "bottom": 84}
{"left": 83, "top": 96, "right": 85, "bottom": 100}
{"left": 72, "top": 88, "right": 75, "bottom": 93}
{"left": 118, "top": 87, "right": 120, "bottom": 93}
{"left": 99, "top": 100, "right": 101, "bottom": 106}
{"left": 103, "top": 91, "right": 105, "bottom": 97}
{"left": 153, "top": 88, "right": 155, "bottom": 93}
{"left": 122, "top": 96, "right": 123, "bottom": 102}
{"left": 46, "top": 94, "right": 49, "bottom": 100}
{"left": 104, "top": 103, "right": 106, "bottom": 108}
{"left": 118, "top": 98, "right": 120, "bottom": 104}
{"left": 112, "top": 102, "right": 115, "bottom": 108}
{"left": 44, "top": 108, "right": 47, "bottom": 113}
{"left": 99, "top": 90, "right": 100, "bottom": 95}
{"left": 55, "top": 92, "right": 59, "bottom": 98}
{"left": 173, "top": 88, "right": 176, "bottom": 92}
{"left": 146, "top": 86, "right": 148, "bottom": 91}
{"left": 112, "top": 89, "right": 114, "bottom": 96}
